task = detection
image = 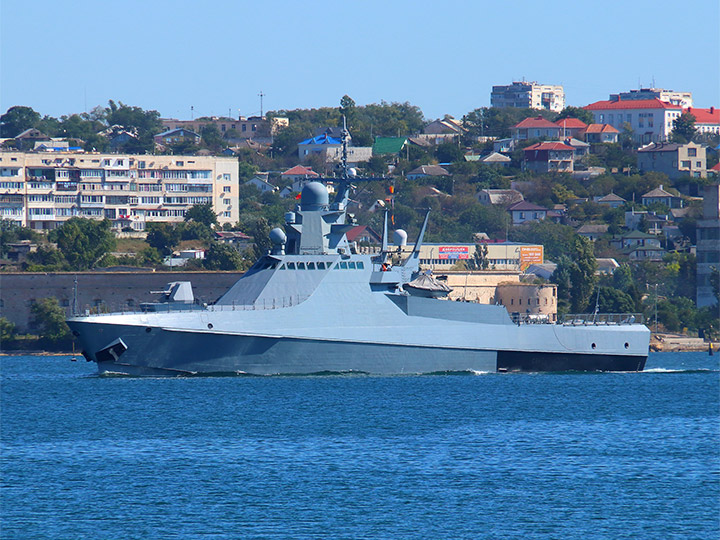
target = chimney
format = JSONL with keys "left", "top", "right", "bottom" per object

{"left": 711, "top": 107, "right": 715, "bottom": 114}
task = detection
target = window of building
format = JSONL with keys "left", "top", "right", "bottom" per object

{"left": 681, "top": 160, "right": 691, "bottom": 168}
{"left": 688, "top": 148, "right": 697, "bottom": 157}
{"left": 223, "top": 186, "right": 231, "bottom": 192}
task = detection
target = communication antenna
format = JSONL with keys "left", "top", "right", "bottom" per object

{"left": 258, "top": 91, "right": 265, "bottom": 117}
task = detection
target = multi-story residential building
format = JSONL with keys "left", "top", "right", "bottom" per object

{"left": 522, "top": 142, "right": 574, "bottom": 173}
{"left": 696, "top": 184, "right": 720, "bottom": 307}
{"left": 609, "top": 88, "right": 693, "bottom": 108}
{"left": 584, "top": 98, "right": 682, "bottom": 143}
{"left": 0, "top": 151, "right": 239, "bottom": 231}
{"left": 491, "top": 81, "right": 565, "bottom": 112}
{"left": 684, "top": 107, "right": 720, "bottom": 136}
{"left": 160, "top": 116, "right": 289, "bottom": 142}
{"left": 637, "top": 142, "right": 707, "bottom": 179}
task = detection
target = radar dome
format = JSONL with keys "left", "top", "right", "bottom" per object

{"left": 269, "top": 228, "right": 287, "bottom": 246}
{"left": 347, "top": 167, "right": 357, "bottom": 177}
{"left": 393, "top": 229, "right": 408, "bottom": 247}
{"left": 301, "top": 182, "right": 329, "bottom": 210}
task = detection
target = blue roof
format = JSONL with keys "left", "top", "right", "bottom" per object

{"left": 298, "top": 134, "right": 342, "bottom": 146}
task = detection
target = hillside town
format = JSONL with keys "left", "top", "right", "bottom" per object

{"left": 0, "top": 81, "right": 718, "bottom": 348}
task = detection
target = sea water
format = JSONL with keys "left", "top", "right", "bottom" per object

{"left": 1, "top": 352, "right": 718, "bottom": 539}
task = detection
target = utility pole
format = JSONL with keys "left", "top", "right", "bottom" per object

{"left": 654, "top": 283, "right": 658, "bottom": 334}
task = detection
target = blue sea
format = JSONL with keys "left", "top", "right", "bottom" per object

{"left": 1, "top": 353, "right": 718, "bottom": 539}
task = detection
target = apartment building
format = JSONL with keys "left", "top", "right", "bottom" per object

{"left": 584, "top": 98, "right": 682, "bottom": 143}
{"left": 160, "top": 116, "right": 289, "bottom": 142}
{"left": 637, "top": 142, "right": 707, "bottom": 179}
{"left": 609, "top": 88, "right": 693, "bottom": 108}
{"left": 696, "top": 184, "right": 720, "bottom": 308}
{"left": 0, "top": 151, "right": 239, "bottom": 231}
{"left": 491, "top": 81, "right": 565, "bottom": 112}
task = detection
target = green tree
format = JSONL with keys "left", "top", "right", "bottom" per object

{"left": 556, "top": 106, "right": 593, "bottom": 125}
{"left": 552, "top": 237, "right": 597, "bottom": 313}
{"left": 435, "top": 142, "right": 464, "bottom": 163}
{"left": 30, "top": 298, "right": 71, "bottom": 343}
{"left": 204, "top": 243, "right": 243, "bottom": 270}
{"left": 184, "top": 203, "right": 218, "bottom": 228}
{"left": 595, "top": 286, "right": 636, "bottom": 313}
{"left": 0, "top": 106, "right": 41, "bottom": 137}
{"left": 671, "top": 112, "right": 697, "bottom": 143}
{"left": 200, "top": 125, "right": 225, "bottom": 153}
{"left": 0, "top": 317, "right": 17, "bottom": 343}
{"left": 146, "top": 223, "right": 181, "bottom": 256}
{"left": 48, "top": 218, "right": 116, "bottom": 270}
{"left": 340, "top": 95, "right": 356, "bottom": 124}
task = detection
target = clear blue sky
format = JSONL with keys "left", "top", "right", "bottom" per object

{"left": 1, "top": 0, "right": 718, "bottom": 122}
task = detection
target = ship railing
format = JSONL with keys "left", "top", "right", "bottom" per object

{"left": 509, "top": 312, "right": 554, "bottom": 325}
{"left": 76, "top": 295, "right": 311, "bottom": 317}
{"left": 561, "top": 313, "right": 644, "bottom": 326}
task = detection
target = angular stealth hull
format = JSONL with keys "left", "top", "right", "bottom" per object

{"left": 67, "top": 178, "right": 650, "bottom": 376}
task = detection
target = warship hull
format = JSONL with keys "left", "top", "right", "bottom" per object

{"left": 68, "top": 292, "right": 648, "bottom": 376}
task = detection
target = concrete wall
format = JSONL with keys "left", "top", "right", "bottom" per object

{"left": 0, "top": 272, "right": 243, "bottom": 333}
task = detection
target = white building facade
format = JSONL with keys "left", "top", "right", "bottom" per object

{"left": 584, "top": 98, "right": 682, "bottom": 143}
{"left": 0, "top": 151, "right": 239, "bottom": 230}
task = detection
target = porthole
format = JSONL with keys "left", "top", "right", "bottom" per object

{"left": 624, "top": 342, "right": 629, "bottom": 349}
{"left": 207, "top": 323, "right": 214, "bottom": 329}
{"left": 146, "top": 327, "right": 152, "bottom": 333}
{"left": 591, "top": 343, "right": 596, "bottom": 349}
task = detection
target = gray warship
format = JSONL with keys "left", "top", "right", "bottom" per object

{"left": 68, "top": 143, "right": 649, "bottom": 375}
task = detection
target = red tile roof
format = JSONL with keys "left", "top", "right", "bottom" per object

{"left": 282, "top": 165, "right": 319, "bottom": 176}
{"left": 711, "top": 162, "right": 720, "bottom": 171}
{"left": 512, "top": 116, "right": 560, "bottom": 129}
{"left": 555, "top": 118, "right": 587, "bottom": 129}
{"left": 524, "top": 142, "right": 574, "bottom": 151}
{"left": 583, "top": 123, "right": 619, "bottom": 134}
{"left": 584, "top": 98, "right": 681, "bottom": 111}
{"left": 684, "top": 107, "right": 720, "bottom": 124}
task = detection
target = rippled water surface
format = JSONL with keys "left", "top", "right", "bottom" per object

{"left": 2, "top": 352, "right": 718, "bottom": 539}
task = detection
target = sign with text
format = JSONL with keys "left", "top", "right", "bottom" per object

{"left": 519, "top": 246, "right": 544, "bottom": 270}
{"left": 438, "top": 246, "right": 470, "bottom": 260}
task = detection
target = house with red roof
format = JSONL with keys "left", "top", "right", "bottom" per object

{"left": 683, "top": 107, "right": 720, "bottom": 136}
{"left": 522, "top": 142, "right": 574, "bottom": 173}
{"left": 581, "top": 123, "right": 619, "bottom": 144}
{"left": 510, "top": 116, "right": 562, "bottom": 141}
{"left": 584, "top": 98, "right": 682, "bottom": 143}
{"left": 281, "top": 165, "right": 320, "bottom": 182}
{"left": 554, "top": 118, "right": 587, "bottom": 139}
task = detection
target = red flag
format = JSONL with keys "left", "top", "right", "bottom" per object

{"left": 295, "top": 192, "right": 301, "bottom": 200}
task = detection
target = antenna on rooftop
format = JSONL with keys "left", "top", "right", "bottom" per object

{"left": 258, "top": 91, "right": 265, "bottom": 117}
{"left": 191, "top": 105, "right": 194, "bottom": 120}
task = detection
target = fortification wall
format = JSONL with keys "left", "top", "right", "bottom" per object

{"left": 0, "top": 272, "right": 242, "bottom": 333}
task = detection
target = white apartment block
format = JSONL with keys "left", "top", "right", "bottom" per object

{"left": 584, "top": 98, "right": 682, "bottom": 143}
{"left": 0, "top": 151, "right": 239, "bottom": 231}
{"left": 491, "top": 81, "right": 565, "bottom": 112}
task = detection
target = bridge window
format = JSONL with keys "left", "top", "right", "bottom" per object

{"left": 339, "top": 262, "right": 348, "bottom": 269}
{"left": 279, "top": 264, "right": 286, "bottom": 270}
{"left": 348, "top": 262, "right": 356, "bottom": 269}
{"left": 356, "top": 261, "right": 364, "bottom": 269}
{"left": 297, "top": 262, "right": 306, "bottom": 270}
{"left": 286, "top": 262, "right": 295, "bottom": 270}
{"left": 317, "top": 262, "right": 326, "bottom": 269}
{"left": 307, "top": 262, "right": 316, "bottom": 270}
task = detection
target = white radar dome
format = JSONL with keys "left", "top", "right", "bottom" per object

{"left": 393, "top": 229, "right": 408, "bottom": 247}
